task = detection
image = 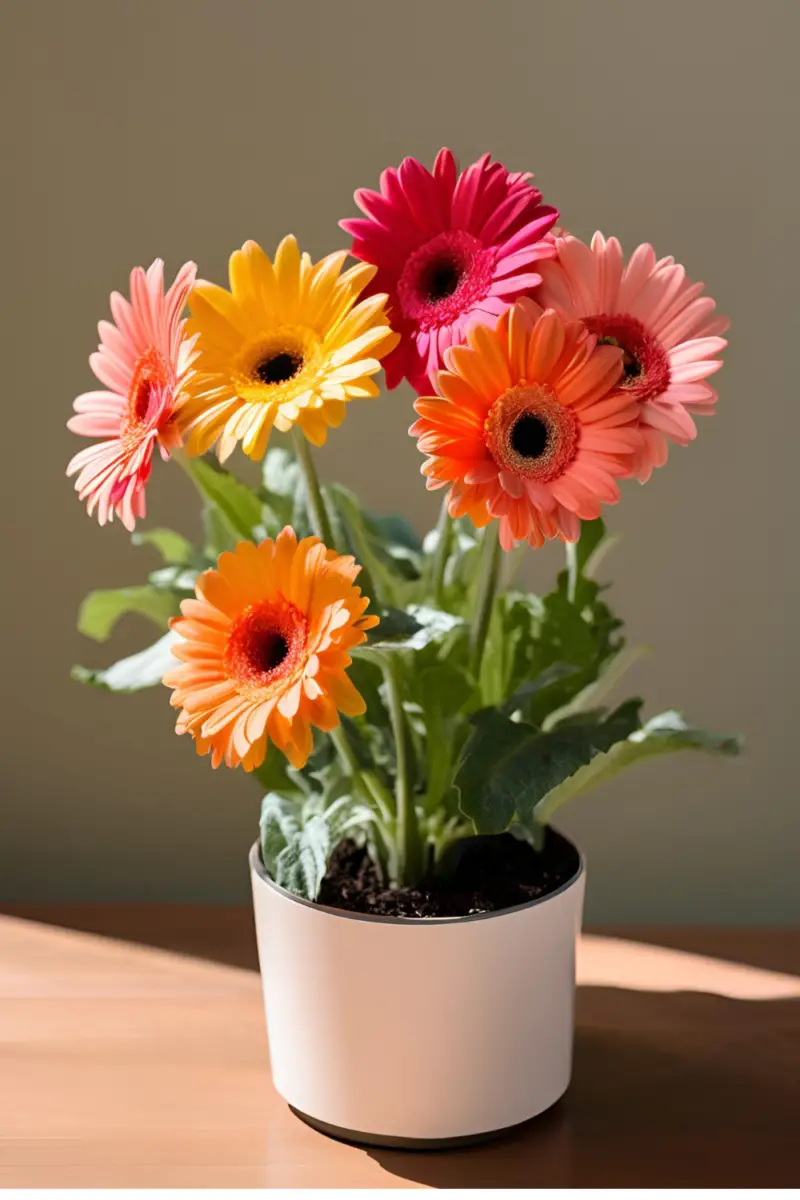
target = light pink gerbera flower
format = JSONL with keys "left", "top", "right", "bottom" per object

{"left": 536, "top": 233, "right": 728, "bottom": 481}
{"left": 340, "top": 149, "right": 559, "bottom": 393}
{"left": 67, "top": 260, "right": 198, "bottom": 530}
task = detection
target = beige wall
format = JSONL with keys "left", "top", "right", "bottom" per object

{"left": 2, "top": 0, "right": 797, "bottom": 921}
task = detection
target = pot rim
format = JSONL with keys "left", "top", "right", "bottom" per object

{"left": 249, "top": 834, "right": 585, "bottom": 927}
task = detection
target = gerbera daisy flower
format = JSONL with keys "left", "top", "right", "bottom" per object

{"left": 164, "top": 528, "right": 379, "bottom": 772}
{"left": 410, "top": 300, "right": 641, "bottom": 549}
{"left": 66, "top": 259, "right": 197, "bottom": 530}
{"left": 536, "top": 233, "right": 728, "bottom": 481}
{"left": 340, "top": 148, "right": 559, "bottom": 393}
{"left": 174, "top": 236, "right": 398, "bottom": 460}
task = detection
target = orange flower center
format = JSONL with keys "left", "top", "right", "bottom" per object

{"left": 224, "top": 596, "right": 309, "bottom": 693}
{"left": 484, "top": 384, "right": 579, "bottom": 481}
{"left": 124, "top": 348, "right": 171, "bottom": 445}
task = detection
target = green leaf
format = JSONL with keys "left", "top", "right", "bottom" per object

{"left": 326, "top": 483, "right": 386, "bottom": 604}
{"left": 148, "top": 566, "right": 199, "bottom": 592}
{"left": 260, "top": 789, "right": 378, "bottom": 900}
{"left": 534, "top": 711, "right": 743, "bottom": 823}
{"left": 71, "top": 631, "right": 180, "bottom": 692}
{"left": 203, "top": 503, "right": 237, "bottom": 558}
{"left": 456, "top": 710, "right": 533, "bottom": 834}
{"left": 259, "top": 793, "right": 302, "bottom": 878}
{"left": 183, "top": 455, "right": 264, "bottom": 543}
{"left": 541, "top": 643, "right": 648, "bottom": 730}
{"left": 418, "top": 662, "right": 474, "bottom": 815}
{"left": 357, "top": 605, "right": 463, "bottom": 657}
{"left": 131, "top": 527, "right": 193, "bottom": 566}
{"left": 367, "top": 606, "right": 422, "bottom": 643}
{"left": 262, "top": 444, "right": 301, "bottom": 510}
{"left": 252, "top": 750, "right": 296, "bottom": 797}
{"left": 77, "top": 586, "right": 180, "bottom": 643}
{"left": 261, "top": 444, "right": 312, "bottom": 535}
{"left": 503, "top": 663, "right": 581, "bottom": 716}
{"left": 456, "top": 700, "right": 644, "bottom": 835}
{"left": 493, "top": 550, "right": 627, "bottom": 725}
{"left": 370, "top": 513, "right": 422, "bottom": 555}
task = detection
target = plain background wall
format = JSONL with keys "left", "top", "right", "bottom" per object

{"left": 2, "top": 0, "right": 797, "bottom": 922}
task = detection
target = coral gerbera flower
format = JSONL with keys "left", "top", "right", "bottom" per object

{"left": 536, "top": 233, "right": 728, "bottom": 481}
{"left": 341, "top": 149, "right": 559, "bottom": 393}
{"left": 410, "top": 300, "right": 641, "bottom": 549}
{"left": 174, "top": 236, "right": 398, "bottom": 461}
{"left": 164, "top": 528, "right": 379, "bottom": 772}
{"left": 66, "top": 260, "right": 197, "bottom": 530}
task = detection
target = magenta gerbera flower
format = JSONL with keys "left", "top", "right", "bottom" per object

{"left": 340, "top": 149, "right": 559, "bottom": 393}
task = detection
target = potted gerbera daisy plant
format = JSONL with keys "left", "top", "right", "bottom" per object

{"left": 69, "top": 148, "right": 740, "bottom": 1148}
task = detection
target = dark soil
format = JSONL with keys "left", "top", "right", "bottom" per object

{"left": 316, "top": 829, "right": 580, "bottom": 919}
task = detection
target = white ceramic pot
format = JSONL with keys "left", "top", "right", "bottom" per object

{"left": 250, "top": 840, "right": 585, "bottom": 1148}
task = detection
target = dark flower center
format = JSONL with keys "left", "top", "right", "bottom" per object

{"left": 511, "top": 413, "right": 549, "bottom": 459}
{"left": 396, "top": 230, "right": 494, "bottom": 330}
{"left": 587, "top": 315, "right": 670, "bottom": 402}
{"left": 422, "top": 257, "right": 461, "bottom": 303}
{"left": 485, "top": 384, "right": 579, "bottom": 483}
{"left": 598, "top": 335, "right": 640, "bottom": 380}
{"left": 252, "top": 630, "right": 290, "bottom": 672}
{"left": 224, "top": 597, "right": 308, "bottom": 692}
{"left": 256, "top": 351, "right": 303, "bottom": 385}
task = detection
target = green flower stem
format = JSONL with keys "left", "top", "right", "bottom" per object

{"left": 565, "top": 540, "right": 579, "bottom": 604}
{"left": 292, "top": 429, "right": 336, "bottom": 548}
{"left": 468, "top": 521, "right": 501, "bottom": 679}
{"left": 382, "top": 657, "right": 423, "bottom": 887}
{"left": 429, "top": 496, "right": 453, "bottom": 608}
{"left": 329, "top": 724, "right": 394, "bottom": 828}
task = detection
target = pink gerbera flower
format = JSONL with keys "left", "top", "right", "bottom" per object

{"left": 536, "top": 233, "right": 728, "bottom": 481}
{"left": 340, "top": 149, "right": 559, "bottom": 393}
{"left": 67, "top": 260, "right": 198, "bottom": 530}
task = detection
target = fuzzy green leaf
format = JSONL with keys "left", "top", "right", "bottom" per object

{"left": 71, "top": 631, "right": 179, "bottom": 692}
{"left": 77, "top": 586, "right": 180, "bottom": 643}
{"left": 260, "top": 790, "right": 378, "bottom": 900}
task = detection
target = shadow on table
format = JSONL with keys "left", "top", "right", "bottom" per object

{"left": 368, "top": 987, "right": 800, "bottom": 1188}
{"left": 0, "top": 903, "right": 261, "bottom": 970}
{"left": 1, "top": 904, "right": 798, "bottom": 1185}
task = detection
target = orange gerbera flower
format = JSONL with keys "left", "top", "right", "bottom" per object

{"left": 163, "top": 528, "right": 378, "bottom": 771}
{"left": 410, "top": 300, "right": 641, "bottom": 549}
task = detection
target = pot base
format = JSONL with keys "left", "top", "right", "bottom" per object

{"left": 288, "top": 1104, "right": 537, "bottom": 1151}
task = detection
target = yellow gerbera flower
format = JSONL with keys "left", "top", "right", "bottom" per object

{"left": 175, "top": 236, "right": 399, "bottom": 460}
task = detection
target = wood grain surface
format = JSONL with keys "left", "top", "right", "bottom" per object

{"left": 0, "top": 905, "right": 798, "bottom": 1188}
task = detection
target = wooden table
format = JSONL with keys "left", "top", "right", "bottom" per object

{"left": 0, "top": 905, "right": 798, "bottom": 1188}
